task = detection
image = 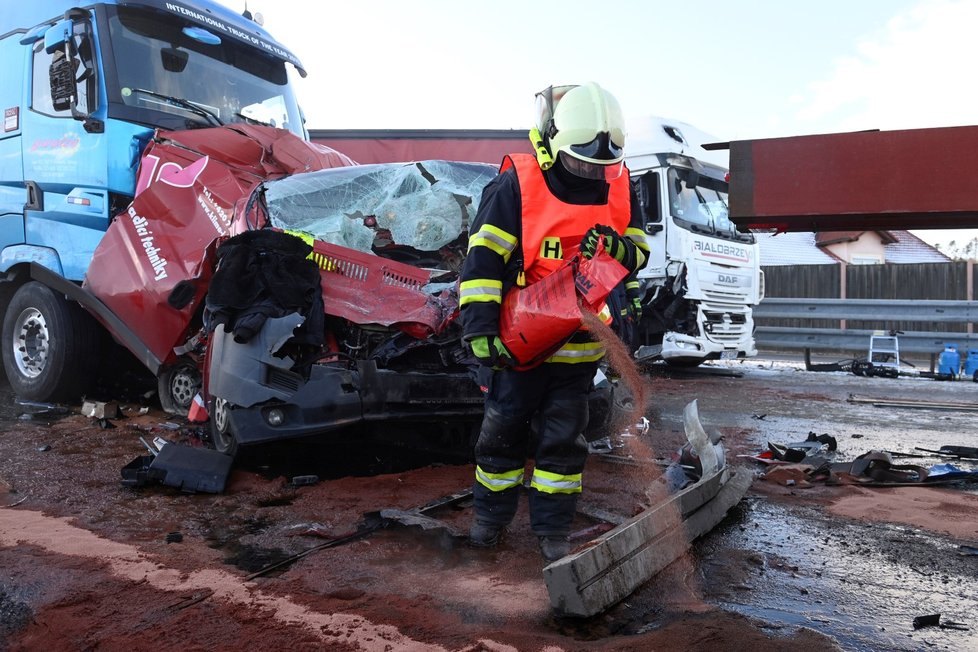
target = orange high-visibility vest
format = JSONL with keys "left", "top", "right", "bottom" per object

{"left": 501, "top": 153, "right": 631, "bottom": 286}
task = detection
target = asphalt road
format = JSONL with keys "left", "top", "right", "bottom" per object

{"left": 1, "top": 355, "right": 976, "bottom": 651}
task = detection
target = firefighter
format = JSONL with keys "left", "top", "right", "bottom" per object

{"left": 459, "top": 82, "right": 649, "bottom": 563}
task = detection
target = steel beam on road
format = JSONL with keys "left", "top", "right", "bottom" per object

{"left": 727, "top": 125, "right": 978, "bottom": 231}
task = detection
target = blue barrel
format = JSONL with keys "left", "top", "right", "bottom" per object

{"left": 938, "top": 344, "right": 960, "bottom": 377}
{"left": 964, "top": 350, "right": 978, "bottom": 377}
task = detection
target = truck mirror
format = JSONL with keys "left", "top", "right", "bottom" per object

{"left": 44, "top": 19, "right": 73, "bottom": 54}
{"left": 49, "top": 52, "right": 76, "bottom": 112}
{"left": 162, "top": 46, "right": 189, "bottom": 73}
{"left": 20, "top": 23, "right": 51, "bottom": 46}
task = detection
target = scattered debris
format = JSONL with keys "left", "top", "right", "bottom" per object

{"left": 81, "top": 400, "right": 121, "bottom": 419}
{"left": 16, "top": 400, "right": 69, "bottom": 418}
{"left": 743, "top": 430, "right": 978, "bottom": 488}
{"left": 290, "top": 475, "right": 319, "bottom": 487}
{"left": 913, "top": 613, "right": 970, "bottom": 631}
{"left": 915, "top": 446, "right": 978, "bottom": 460}
{"left": 166, "top": 588, "right": 213, "bottom": 612}
{"left": 36, "top": 445, "right": 51, "bottom": 452}
{"left": 165, "top": 531, "right": 183, "bottom": 544}
{"left": 848, "top": 394, "right": 978, "bottom": 412}
{"left": 542, "top": 400, "right": 751, "bottom": 618}
{"left": 958, "top": 545, "right": 978, "bottom": 557}
{"left": 121, "top": 443, "right": 232, "bottom": 493}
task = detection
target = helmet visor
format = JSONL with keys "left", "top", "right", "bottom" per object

{"left": 559, "top": 150, "right": 624, "bottom": 181}
{"left": 568, "top": 131, "right": 624, "bottom": 162}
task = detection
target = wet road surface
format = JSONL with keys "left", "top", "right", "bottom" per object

{"left": 1, "top": 357, "right": 977, "bottom": 650}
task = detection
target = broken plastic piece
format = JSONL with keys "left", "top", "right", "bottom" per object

{"left": 913, "top": 614, "right": 941, "bottom": 630}
{"left": 120, "top": 445, "right": 232, "bottom": 493}
{"left": 588, "top": 437, "right": 613, "bottom": 454}
{"left": 634, "top": 416, "right": 650, "bottom": 436}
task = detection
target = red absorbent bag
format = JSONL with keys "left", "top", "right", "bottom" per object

{"left": 499, "top": 243, "right": 628, "bottom": 369}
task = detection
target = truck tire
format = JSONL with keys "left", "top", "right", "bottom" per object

{"left": 209, "top": 396, "right": 239, "bottom": 457}
{"left": 2, "top": 281, "right": 99, "bottom": 402}
{"left": 158, "top": 358, "right": 202, "bottom": 415}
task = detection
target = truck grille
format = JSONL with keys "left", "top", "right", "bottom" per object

{"left": 702, "top": 287, "right": 750, "bottom": 303}
{"left": 701, "top": 303, "right": 751, "bottom": 344}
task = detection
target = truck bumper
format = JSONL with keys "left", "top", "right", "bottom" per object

{"left": 207, "top": 319, "right": 485, "bottom": 448}
{"left": 223, "top": 364, "right": 486, "bottom": 447}
{"left": 659, "top": 331, "right": 757, "bottom": 362}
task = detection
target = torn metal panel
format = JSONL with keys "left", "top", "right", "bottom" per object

{"left": 84, "top": 126, "right": 353, "bottom": 368}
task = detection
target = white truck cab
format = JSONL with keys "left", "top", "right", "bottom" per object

{"left": 626, "top": 118, "right": 763, "bottom": 366}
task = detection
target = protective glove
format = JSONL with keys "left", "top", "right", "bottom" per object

{"left": 580, "top": 224, "right": 640, "bottom": 271}
{"left": 630, "top": 296, "right": 643, "bottom": 322}
{"left": 625, "top": 282, "right": 643, "bottom": 322}
{"left": 469, "top": 335, "right": 513, "bottom": 369}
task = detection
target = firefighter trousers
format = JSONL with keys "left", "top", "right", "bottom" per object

{"left": 472, "top": 361, "right": 596, "bottom": 537}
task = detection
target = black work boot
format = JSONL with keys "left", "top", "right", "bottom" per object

{"left": 469, "top": 523, "right": 502, "bottom": 548}
{"left": 538, "top": 535, "right": 570, "bottom": 563}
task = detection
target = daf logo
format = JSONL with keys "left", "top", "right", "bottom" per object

{"left": 718, "top": 274, "right": 738, "bottom": 285}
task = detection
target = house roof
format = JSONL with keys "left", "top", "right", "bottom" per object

{"left": 883, "top": 230, "right": 953, "bottom": 263}
{"left": 755, "top": 232, "right": 840, "bottom": 266}
{"left": 815, "top": 230, "right": 898, "bottom": 246}
{"left": 756, "top": 229, "right": 950, "bottom": 266}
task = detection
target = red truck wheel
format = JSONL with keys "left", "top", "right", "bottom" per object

{"left": 158, "top": 358, "right": 202, "bottom": 415}
{"left": 2, "top": 281, "right": 99, "bottom": 402}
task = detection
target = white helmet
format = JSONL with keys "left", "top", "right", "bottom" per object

{"left": 534, "top": 82, "right": 626, "bottom": 180}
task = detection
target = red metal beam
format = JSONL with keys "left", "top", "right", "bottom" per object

{"left": 727, "top": 125, "right": 978, "bottom": 231}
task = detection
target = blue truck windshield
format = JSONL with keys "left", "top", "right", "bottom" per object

{"left": 103, "top": 5, "right": 303, "bottom": 135}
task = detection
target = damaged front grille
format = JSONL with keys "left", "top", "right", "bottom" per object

{"left": 266, "top": 368, "right": 303, "bottom": 393}
{"left": 701, "top": 303, "right": 751, "bottom": 344}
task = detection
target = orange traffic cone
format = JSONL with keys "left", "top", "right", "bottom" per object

{"left": 187, "top": 393, "right": 208, "bottom": 423}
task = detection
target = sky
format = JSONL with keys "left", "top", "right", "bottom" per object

{"left": 217, "top": 0, "right": 978, "bottom": 251}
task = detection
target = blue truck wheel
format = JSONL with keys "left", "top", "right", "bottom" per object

{"left": 2, "top": 281, "right": 99, "bottom": 402}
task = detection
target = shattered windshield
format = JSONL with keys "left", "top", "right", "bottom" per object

{"left": 668, "top": 167, "right": 751, "bottom": 242}
{"left": 264, "top": 161, "right": 499, "bottom": 264}
{"left": 103, "top": 6, "right": 303, "bottom": 135}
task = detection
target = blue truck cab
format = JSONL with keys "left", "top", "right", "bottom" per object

{"left": 0, "top": 1, "right": 307, "bottom": 402}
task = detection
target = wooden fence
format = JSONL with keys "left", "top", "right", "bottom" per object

{"left": 760, "top": 261, "right": 977, "bottom": 334}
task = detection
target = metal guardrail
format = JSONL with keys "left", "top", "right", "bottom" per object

{"left": 755, "top": 327, "right": 978, "bottom": 353}
{"left": 753, "top": 298, "right": 978, "bottom": 322}
{"left": 753, "top": 298, "right": 978, "bottom": 353}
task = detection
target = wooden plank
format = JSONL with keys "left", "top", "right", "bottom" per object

{"left": 543, "top": 468, "right": 752, "bottom": 617}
